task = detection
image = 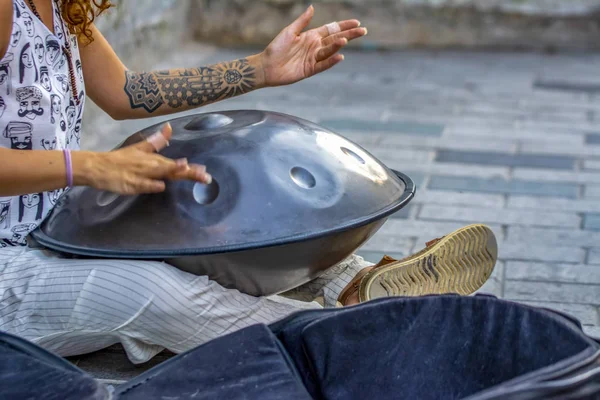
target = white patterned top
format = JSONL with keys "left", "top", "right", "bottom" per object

{"left": 0, "top": 0, "right": 86, "bottom": 246}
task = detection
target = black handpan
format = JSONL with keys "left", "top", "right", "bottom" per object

{"left": 32, "top": 110, "right": 415, "bottom": 296}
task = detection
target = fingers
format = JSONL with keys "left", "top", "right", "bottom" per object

{"left": 169, "top": 161, "right": 213, "bottom": 184}
{"left": 145, "top": 156, "right": 191, "bottom": 179}
{"left": 316, "top": 38, "right": 347, "bottom": 62}
{"left": 116, "top": 120, "right": 215, "bottom": 192}
{"left": 322, "top": 27, "right": 367, "bottom": 47}
{"left": 317, "top": 19, "right": 361, "bottom": 38}
{"left": 132, "top": 178, "right": 166, "bottom": 194}
{"left": 158, "top": 157, "right": 213, "bottom": 184}
{"left": 337, "top": 19, "right": 362, "bottom": 32}
{"left": 314, "top": 53, "right": 345, "bottom": 75}
{"left": 325, "top": 22, "right": 341, "bottom": 36}
{"left": 289, "top": 5, "right": 314, "bottom": 35}
{"left": 136, "top": 123, "right": 173, "bottom": 153}
{"left": 125, "top": 145, "right": 212, "bottom": 185}
{"left": 122, "top": 158, "right": 211, "bottom": 195}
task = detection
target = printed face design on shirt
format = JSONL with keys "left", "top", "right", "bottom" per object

{"left": 22, "top": 194, "right": 40, "bottom": 208}
{"left": 20, "top": 45, "right": 34, "bottom": 69}
{"left": 48, "top": 189, "right": 62, "bottom": 206}
{"left": 0, "top": 65, "right": 8, "bottom": 87}
{"left": 16, "top": 87, "right": 43, "bottom": 120}
{"left": 74, "top": 117, "right": 82, "bottom": 136}
{"left": 54, "top": 53, "right": 67, "bottom": 70}
{"left": 55, "top": 74, "right": 69, "bottom": 94}
{"left": 3, "top": 121, "right": 33, "bottom": 150}
{"left": 11, "top": 223, "right": 37, "bottom": 243}
{"left": 0, "top": 201, "right": 10, "bottom": 229}
{"left": 41, "top": 136, "right": 57, "bottom": 150}
{"left": 0, "top": 96, "right": 5, "bottom": 119}
{"left": 19, "top": 43, "right": 37, "bottom": 84}
{"left": 69, "top": 131, "right": 80, "bottom": 147}
{"left": 0, "top": 55, "right": 13, "bottom": 95}
{"left": 11, "top": 24, "right": 21, "bottom": 47}
{"left": 53, "top": 10, "right": 64, "bottom": 41}
{"left": 34, "top": 36, "right": 45, "bottom": 64}
{"left": 45, "top": 36, "right": 60, "bottom": 66}
{"left": 66, "top": 103, "right": 76, "bottom": 128}
{"left": 22, "top": 12, "right": 35, "bottom": 37}
{"left": 50, "top": 94, "right": 66, "bottom": 131}
{"left": 76, "top": 59, "right": 83, "bottom": 81}
{"left": 40, "top": 66, "right": 51, "bottom": 91}
{"left": 18, "top": 194, "right": 43, "bottom": 223}
{"left": 50, "top": 94, "right": 61, "bottom": 118}
{"left": 41, "top": 137, "right": 57, "bottom": 150}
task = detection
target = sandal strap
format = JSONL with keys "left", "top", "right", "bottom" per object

{"left": 426, "top": 237, "right": 443, "bottom": 248}
{"left": 337, "top": 237, "right": 444, "bottom": 305}
{"left": 337, "top": 255, "right": 397, "bottom": 305}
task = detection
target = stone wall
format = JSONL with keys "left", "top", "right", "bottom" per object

{"left": 188, "top": 0, "right": 600, "bottom": 51}
{"left": 81, "top": 0, "right": 194, "bottom": 150}
{"left": 95, "top": 0, "right": 192, "bottom": 70}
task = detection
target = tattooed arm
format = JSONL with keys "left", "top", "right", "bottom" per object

{"left": 80, "top": 24, "right": 265, "bottom": 119}
{"left": 123, "top": 58, "right": 262, "bottom": 115}
{"left": 80, "top": 7, "right": 366, "bottom": 120}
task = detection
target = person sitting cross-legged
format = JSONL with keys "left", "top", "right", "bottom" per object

{"left": 0, "top": 0, "right": 497, "bottom": 364}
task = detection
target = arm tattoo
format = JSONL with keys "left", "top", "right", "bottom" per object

{"left": 124, "top": 59, "right": 256, "bottom": 113}
{"left": 123, "top": 72, "right": 163, "bottom": 113}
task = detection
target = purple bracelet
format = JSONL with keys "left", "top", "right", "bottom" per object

{"left": 63, "top": 149, "right": 73, "bottom": 188}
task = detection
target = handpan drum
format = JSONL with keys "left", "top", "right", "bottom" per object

{"left": 32, "top": 110, "right": 415, "bottom": 296}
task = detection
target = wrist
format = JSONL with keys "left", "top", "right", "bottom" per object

{"left": 247, "top": 53, "right": 268, "bottom": 89}
{"left": 71, "top": 150, "right": 98, "bottom": 187}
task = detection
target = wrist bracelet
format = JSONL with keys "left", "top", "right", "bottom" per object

{"left": 63, "top": 149, "right": 73, "bottom": 188}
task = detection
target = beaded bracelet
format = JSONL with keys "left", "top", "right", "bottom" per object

{"left": 63, "top": 149, "right": 73, "bottom": 188}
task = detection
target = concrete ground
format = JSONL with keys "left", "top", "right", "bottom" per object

{"left": 75, "top": 44, "right": 600, "bottom": 382}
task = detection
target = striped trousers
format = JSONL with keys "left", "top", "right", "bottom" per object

{"left": 0, "top": 246, "right": 368, "bottom": 364}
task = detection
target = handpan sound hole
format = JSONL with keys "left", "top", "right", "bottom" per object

{"left": 193, "top": 180, "right": 220, "bottom": 205}
{"left": 341, "top": 147, "right": 365, "bottom": 164}
{"left": 290, "top": 167, "right": 316, "bottom": 189}
{"left": 184, "top": 114, "right": 234, "bottom": 131}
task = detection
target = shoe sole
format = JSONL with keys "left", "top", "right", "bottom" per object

{"left": 358, "top": 224, "right": 498, "bottom": 302}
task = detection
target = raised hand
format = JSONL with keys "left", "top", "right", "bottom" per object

{"left": 259, "top": 5, "right": 367, "bottom": 87}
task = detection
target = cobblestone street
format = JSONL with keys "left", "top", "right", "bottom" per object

{"left": 80, "top": 44, "right": 600, "bottom": 379}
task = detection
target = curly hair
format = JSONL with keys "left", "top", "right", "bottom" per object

{"left": 58, "top": 0, "right": 114, "bottom": 45}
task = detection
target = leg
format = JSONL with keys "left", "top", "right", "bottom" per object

{"left": 0, "top": 224, "right": 498, "bottom": 364}
{"left": 288, "top": 224, "right": 499, "bottom": 308}
{"left": 0, "top": 246, "right": 319, "bottom": 364}
{"left": 282, "top": 254, "right": 372, "bottom": 307}
{"left": 339, "top": 224, "right": 499, "bottom": 305}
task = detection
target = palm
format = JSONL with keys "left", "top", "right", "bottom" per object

{"left": 261, "top": 6, "right": 367, "bottom": 87}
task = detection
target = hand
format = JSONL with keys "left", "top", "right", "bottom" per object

{"left": 259, "top": 5, "right": 367, "bottom": 87}
{"left": 81, "top": 124, "right": 212, "bottom": 195}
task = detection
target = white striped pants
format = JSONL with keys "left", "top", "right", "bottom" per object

{"left": 0, "top": 246, "right": 368, "bottom": 364}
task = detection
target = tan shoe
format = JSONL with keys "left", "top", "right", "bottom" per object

{"left": 338, "top": 224, "right": 498, "bottom": 305}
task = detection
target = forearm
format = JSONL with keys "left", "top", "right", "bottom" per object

{"left": 0, "top": 148, "right": 94, "bottom": 197}
{"left": 121, "top": 54, "right": 265, "bottom": 119}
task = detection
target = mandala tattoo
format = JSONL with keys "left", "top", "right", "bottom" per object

{"left": 124, "top": 59, "right": 256, "bottom": 113}
{"left": 124, "top": 71, "right": 164, "bottom": 113}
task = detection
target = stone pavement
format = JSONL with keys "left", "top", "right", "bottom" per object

{"left": 77, "top": 44, "right": 600, "bottom": 380}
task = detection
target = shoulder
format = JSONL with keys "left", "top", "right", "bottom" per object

{"left": 0, "top": 0, "right": 14, "bottom": 61}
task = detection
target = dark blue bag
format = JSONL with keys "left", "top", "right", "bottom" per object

{"left": 1, "top": 295, "right": 599, "bottom": 400}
